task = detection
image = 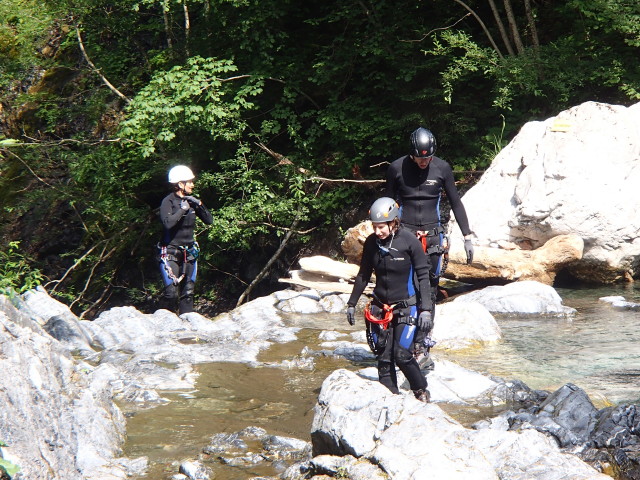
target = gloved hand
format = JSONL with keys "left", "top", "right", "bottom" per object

{"left": 464, "top": 239, "right": 474, "bottom": 264}
{"left": 183, "top": 195, "right": 202, "bottom": 207}
{"left": 417, "top": 311, "right": 433, "bottom": 332}
{"left": 180, "top": 199, "right": 190, "bottom": 211}
{"left": 346, "top": 306, "right": 356, "bottom": 326}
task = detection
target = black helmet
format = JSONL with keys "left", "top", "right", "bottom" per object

{"left": 410, "top": 127, "right": 436, "bottom": 157}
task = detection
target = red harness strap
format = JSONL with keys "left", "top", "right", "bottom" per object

{"left": 364, "top": 301, "right": 394, "bottom": 330}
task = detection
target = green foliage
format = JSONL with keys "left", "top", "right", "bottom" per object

{"left": 2, "top": 0, "right": 640, "bottom": 314}
{"left": 0, "top": 457, "right": 20, "bottom": 478}
{"left": 0, "top": 241, "right": 43, "bottom": 296}
{"left": 119, "top": 56, "right": 252, "bottom": 158}
{"left": 0, "top": 0, "right": 55, "bottom": 89}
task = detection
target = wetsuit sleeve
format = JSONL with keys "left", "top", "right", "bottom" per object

{"left": 409, "top": 236, "right": 433, "bottom": 311}
{"left": 195, "top": 203, "right": 213, "bottom": 225}
{"left": 442, "top": 164, "right": 472, "bottom": 236}
{"left": 160, "top": 195, "right": 186, "bottom": 230}
{"left": 384, "top": 160, "right": 400, "bottom": 203}
{"left": 347, "top": 236, "right": 376, "bottom": 307}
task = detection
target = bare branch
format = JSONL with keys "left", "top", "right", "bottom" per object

{"left": 236, "top": 219, "right": 300, "bottom": 306}
{"left": 76, "top": 27, "right": 131, "bottom": 104}
{"left": 451, "top": 0, "right": 505, "bottom": 59}
{"left": 308, "top": 176, "right": 385, "bottom": 185}
{"left": 400, "top": 13, "right": 472, "bottom": 43}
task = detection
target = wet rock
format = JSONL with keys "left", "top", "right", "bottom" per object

{"left": 179, "top": 460, "right": 211, "bottom": 480}
{"left": 201, "top": 427, "right": 311, "bottom": 473}
{"left": 453, "top": 280, "right": 576, "bottom": 316}
{"left": 310, "top": 454, "right": 387, "bottom": 480}
{"left": 509, "top": 383, "right": 599, "bottom": 447}
{"left": 311, "top": 369, "right": 609, "bottom": 480}
{"left": 432, "top": 300, "right": 502, "bottom": 349}
{"left": 591, "top": 404, "right": 640, "bottom": 449}
{"left": 498, "top": 383, "right": 640, "bottom": 479}
{"left": 600, "top": 295, "right": 640, "bottom": 311}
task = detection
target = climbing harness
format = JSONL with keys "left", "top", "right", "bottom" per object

{"left": 416, "top": 226, "right": 450, "bottom": 276}
{"left": 364, "top": 296, "right": 416, "bottom": 355}
{"left": 158, "top": 241, "right": 200, "bottom": 285}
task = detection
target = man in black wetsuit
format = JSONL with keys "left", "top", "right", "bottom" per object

{"left": 158, "top": 165, "right": 213, "bottom": 315}
{"left": 345, "top": 197, "right": 433, "bottom": 402}
{"left": 385, "top": 127, "right": 474, "bottom": 359}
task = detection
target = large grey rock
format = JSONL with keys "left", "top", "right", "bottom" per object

{"left": 311, "top": 369, "right": 610, "bottom": 480}
{"left": 447, "top": 101, "right": 640, "bottom": 284}
{"left": 18, "top": 286, "right": 94, "bottom": 354}
{"left": 453, "top": 280, "right": 576, "bottom": 316}
{"left": 0, "top": 296, "right": 142, "bottom": 480}
{"left": 432, "top": 300, "right": 502, "bottom": 349}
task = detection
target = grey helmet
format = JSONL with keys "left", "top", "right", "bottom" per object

{"left": 369, "top": 197, "right": 400, "bottom": 223}
{"left": 410, "top": 127, "right": 437, "bottom": 157}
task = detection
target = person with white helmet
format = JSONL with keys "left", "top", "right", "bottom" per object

{"left": 345, "top": 197, "right": 433, "bottom": 402}
{"left": 385, "top": 127, "right": 474, "bottom": 365}
{"left": 157, "top": 165, "right": 212, "bottom": 314}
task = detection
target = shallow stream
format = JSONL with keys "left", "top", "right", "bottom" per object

{"left": 123, "top": 284, "right": 640, "bottom": 479}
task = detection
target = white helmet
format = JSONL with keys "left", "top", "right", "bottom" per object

{"left": 168, "top": 165, "right": 195, "bottom": 184}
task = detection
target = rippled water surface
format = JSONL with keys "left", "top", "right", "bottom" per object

{"left": 124, "top": 284, "right": 640, "bottom": 478}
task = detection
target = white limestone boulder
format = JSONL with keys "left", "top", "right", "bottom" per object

{"left": 448, "top": 100, "right": 640, "bottom": 284}
{"left": 311, "top": 369, "right": 611, "bottom": 480}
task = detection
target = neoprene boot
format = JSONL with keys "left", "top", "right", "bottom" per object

{"left": 413, "top": 388, "right": 431, "bottom": 403}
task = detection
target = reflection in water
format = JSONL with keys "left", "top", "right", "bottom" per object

{"left": 124, "top": 285, "right": 640, "bottom": 478}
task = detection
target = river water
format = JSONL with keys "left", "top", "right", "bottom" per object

{"left": 123, "top": 284, "right": 640, "bottom": 479}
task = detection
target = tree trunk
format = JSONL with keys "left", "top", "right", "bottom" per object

{"left": 523, "top": 0, "right": 540, "bottom": 52}
{"left": 503, "top": 0, "right": 525, "bottom": 54}
{"left": 163, "top": 9, "right": 172, "bottom": 49}
{"left": 487, "top": 0, "right": 515, "bottom": 56}
{"left": 183, "top": 0, "right": 191, "bottom": 56}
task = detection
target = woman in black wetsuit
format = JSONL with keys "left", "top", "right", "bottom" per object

{"left": 345, "top": 197, "right": 433, "bottom": 402}
{"left": 158, "top": 165, "right": 213, "bottom": 315}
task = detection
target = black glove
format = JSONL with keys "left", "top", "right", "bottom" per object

{"left": 346, "top": 306, "right": 356, "bottom": 326}
{"left": 183, "top": 195, "right": 202, "bottom": 207}
{"left": 417, "top": 311, "right": 433, "bottom": 332}
{"left": 180, "top": 199, "right": 190, "bottom": 211}
{"left": 464, "top": 239, "right": 474, "bottom": 264}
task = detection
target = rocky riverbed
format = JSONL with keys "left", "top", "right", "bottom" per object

{"left": 2, "top": 282, "right": 640, "bottom": 479}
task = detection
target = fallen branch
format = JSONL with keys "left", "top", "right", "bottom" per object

{"left": 308, "top": 176, "right": 384, "bottom": 184}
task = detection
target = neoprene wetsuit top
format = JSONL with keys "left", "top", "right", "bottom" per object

{"left": 347, "top": 228, "right": 432, "bottom": 311}
{"left": 160, "top": 192, "right": 213, "bottom": 247}
{"left": 385, "top": 155, "right": 471, "bottom": 235}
